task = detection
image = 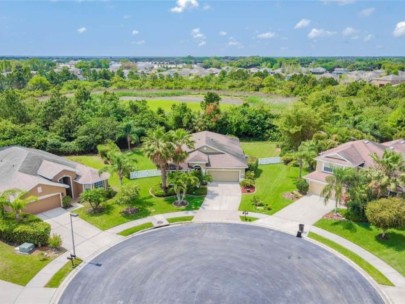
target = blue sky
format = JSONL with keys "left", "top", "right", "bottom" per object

{"left": 0, "top": 0, "right": 404, "bottom": 56}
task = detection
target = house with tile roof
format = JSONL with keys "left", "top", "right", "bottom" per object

{"left": 0, "top": 146, "right": 109, "bottom": 214}
{"left": 304, "top": 139, "right": 405, "bottom": 196}
{"left": 175, "top": 131, "right": 248, "bottom": 182}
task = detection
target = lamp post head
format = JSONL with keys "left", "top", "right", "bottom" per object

{"left": 70, "top": 213, "right": 79, "bottom": 218}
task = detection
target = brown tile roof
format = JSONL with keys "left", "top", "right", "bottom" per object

{"left": 304, "top": 171, "right": 330, "bottom": 184}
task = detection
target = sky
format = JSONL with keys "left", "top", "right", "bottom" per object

{"left": 0, "top": 0, "right": 404, "bottom": 57}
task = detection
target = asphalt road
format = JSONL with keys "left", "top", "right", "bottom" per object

{"left": 59, "top": 223, "right": 384, "bottom": 304}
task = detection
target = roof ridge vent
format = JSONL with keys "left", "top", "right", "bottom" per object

{"left": 363, "top": 140, "right": 369, "bottom": 144}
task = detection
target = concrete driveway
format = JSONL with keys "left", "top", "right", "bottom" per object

{"left": 193, "top": 182, "right": 241, "bottom": 222}
{"left": 59, "top": 223, "right": 384, "bottom": 304}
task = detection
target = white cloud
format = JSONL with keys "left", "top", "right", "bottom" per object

{"left": 77, "top": 27, "right": 87, "bottom": 34}
{"left": 342, "top": 27, "right": 358, "bottom": 37}
{"left": 228, "top": 37, "right": 243, "bottom": 48}
{"left": 132, "top": 30, "right": 139, "bottom": 35}
{"left": 171, "top": 0, "right": 199, "bottom": 13}
{"left": 322, "top": 0, "right": 356, "bottom": 5}
{"left": 191, "top": 28, "right": 206, "bottom": 46}
{"left": 308, "top": 28, "right": 336, "bottom": 39}
{"left": 360, "top": 7, "right": 375, "bottom": 17}
{"left": 393, "top": 21, "right": 405, "bottom": 37}
{"left": 294, "top": 19, "right": 311, "bottom": 29}
{"left": 257, "top": 32, "right": 275, "bottom": 39}
{"left": 131, "top": 40, "right": 145, "bottom": 45}
{"left": 219, "top": 31, "right": 227, "bottom": 36}
{"left": 363, "top": 34, "right": 374, "bottom": 42}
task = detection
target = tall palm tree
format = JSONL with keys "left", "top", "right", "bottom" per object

{"left": 142, "top": 127, "right": 174, "bottom": 192}
{"left": 117, "top": 121, "right": 140, "bottom": 151}
{"left": 2, "top": 189, "right": 37, "bottom": 221}
{"left": 0, "top": 191, "right": 9, "bottom": 218}
{"left": 101, "top": 152, "right": 136, "bottom": 187}
{"left": 321, "top": 167, "right": 354, "bottom": 214}
{"left": 369, "top": 150, "right": 405, "bottom": 197}
{"left": 169, "top": 129, "right": 195, "bottom": 170}
{"left": 289, "top": 141, "right": 318, "bottom": 179}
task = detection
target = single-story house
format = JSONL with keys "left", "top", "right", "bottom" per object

{"left": 0, "top": 146, "right": 109, "bottom": 214}
{"left": 176, "top": 131, "right": 248, "bottom": 182}
{"left": 304, "top": 139, "right": 405, "bottom": 196}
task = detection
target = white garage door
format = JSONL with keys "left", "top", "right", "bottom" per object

{"left": 207, "top": 170, "right": 240, "bottom": 182}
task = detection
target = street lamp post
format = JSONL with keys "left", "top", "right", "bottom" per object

{"left": 243, "top": 210, "right": 249, "bottom": 221}
{"left": 69, "top": 213, "right": 79, "bottom": 259}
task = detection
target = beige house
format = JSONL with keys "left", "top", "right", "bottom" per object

{"left": 304, "top": 139, "right": 405, "bottom": 196}
{"left": 0, "top": 146, "right": 109, "bottom": 214}
{"left": 177, "top": 131, "right": 248, "bottom": 182}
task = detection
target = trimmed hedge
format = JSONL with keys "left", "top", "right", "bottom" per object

{"left": 0, "top": 215, "right": 51, "bottom": 246}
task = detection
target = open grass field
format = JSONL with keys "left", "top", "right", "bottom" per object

{"left": 241, "top": 141, "right": 279, "bottom": 158}
{"left": 308, "top": 232, "right": 393, "bottom": 286}
{"left": 122, "top": 99, "right": 234, "bottom": 112}
{"left": 0, "top": 241, "right": 55, "bottom": 286}
{"left": 239, "top": 164, "right": 301, "bottom": 215}
{"left": 315, "top": 215, "right": 405, "bottom": 278}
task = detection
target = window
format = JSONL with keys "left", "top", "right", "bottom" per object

{"left": 323, "top": 163, "right": 333, "bottom": 173}
{"left": 94, "top": 181, "right": 105, "bottom": 189}
{"left": 37, "top": 186, "right": 42, "bottom": 193}
{"left": 83, "top": 184, "right": 92, "bottom": 191}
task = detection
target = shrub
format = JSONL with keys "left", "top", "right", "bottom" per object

{"left": 62, "top": 195, "right": 72, "bottom": 208}
{"left": 151, "top": 184, "right": 175, "bottom": 197}
{"left": 366, "top": 198, "right": 405, "bottom": 239}
{"left": 247, "top": 157, "right": 259, "bottom": 174}
{"left": 245, "top": 170, "right": 255, "bottom": 180}
{"left": 281, "top": 153, "right": 294, "bottom": 165}
{"left": 240, "top": 179, "right": 255, "bottom": 188}
{"left": 105, "top": 187, "right": 117, "bottom": 199}
{"left": 114, "top": 184, "right": 140, "bottom": 205}
{"left": 296, "top": 179, "right": 309, "bottom": 194}
{"left": 48, "top": 234, "right": 62, "bottom": 249}
{"left": 0, "top": 215, "right": 51, "bottom": 246}
{"left": 80, "top": 188, "right": 109, "bottom": 212}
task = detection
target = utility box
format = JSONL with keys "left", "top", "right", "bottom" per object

{"left": 19, "top": 243, "right": 35, "bottom": 254}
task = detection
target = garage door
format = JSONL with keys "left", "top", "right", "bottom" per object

{"left": 207, "top": 170, "right": 240, "bottom": 182}
{"left": 23, "top": 194, "right": 62, "bottom": 214}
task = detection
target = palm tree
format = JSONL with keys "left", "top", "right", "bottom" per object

{"left": 2, "top": 189, "right": 37, "bottom": 221}
{"left": 321, "top": 167, "right": 354, "bottom": 214}
{"left": 169, "top": 129, "right": 195, "bottom": 170}
{"left": 101, "top": 152, "right": 136, "bottom": 187}
{"left": 117, "top": 121, "right": 140, "bottom": 151}
{"left": 289, "top": 141, "right": 318, "bottom": 179}
{"left": 142, "top": 127, "right": 174, "bottom": 192}
{"left": 368, "top": 150, "right": 405, "bottom": 197}
{"left": 0, "top": 191, "right": 9, "bottom": 218}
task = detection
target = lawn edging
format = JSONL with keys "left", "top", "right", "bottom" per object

{"left": 45, "top": 258, "right": 83, "bottom": 288}
{"left": 308, "top": 232, "right": 393, "bottom": 286}
{"left": 118, "top": 222, "right": 154, "bottom": 236}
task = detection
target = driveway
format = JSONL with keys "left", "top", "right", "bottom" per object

{"left": 254, "top": 195, "right": 335, "bottom": 234}
{"left": 59, "top": 223, "right": 384, "bottom": 304}
{"left": 38, "top": 208, "right": 121, "bottom": 260}
{"left": 193, "top": 182, "right": 241, "bottom": 222}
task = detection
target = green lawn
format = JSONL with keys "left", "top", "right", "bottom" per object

{"left": 239, "top": 164, "right": 301, "bottom": 215}
{"left": 0, "top": 241, "right": 55, "bottom": 286}
{"left": 309, "top": 232, "right": 393, "bottom": 286}
{"left": 73, "top": 176, "right": 204, "bottom": 230}
{"left": 167, "top": 216, "right": 194, "bottom": 223}
{"left": 241, "top": 141, "right": 279, "bottom": 158}
{"left": 45, "top": 258, "right": 83, "bottom": 288}
{"left": 240, "top": 216, "right": 258, "bottom": 222}
{"left": 145, "top": 99, "right": 233, "bottom": 112}
{"left": 118, "top": 222, "right": 154, "bottom": 236}
{"left": 315, "top": 215, "right": 405, "bottom": 278}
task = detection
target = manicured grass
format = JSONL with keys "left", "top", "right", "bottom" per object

{"left": 240, "top": 216, "right": 258, "bottom": 222}
{"left": 73, "top": 176, "right": 204, "bottom": 230}
{"left": 308, "top": 232, "right": 393, "bottom": 286}
{"left": 118, "top": 222, "right": 154, "bottom": 236}
{"left": 241, "top": 141, "right": 279, "bottom": 158}
{"left": 167, "top": 216, "right": 194, "bottom": 223}
{"left": 315, "top": 215, "right": 405, "bottom": 278}
{"left": 239, "top": 164, "right": 302, "bottom": 215}
{"left": 45, "top": 258, "right": 83, "bottom": 288}
{"left": 0, "top": 241, "right": 55, "bottom": 286}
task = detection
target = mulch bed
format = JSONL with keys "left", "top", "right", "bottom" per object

{"left": 283, "top": 191, "right": 303, "bottom": 201}
{"left": 121, "top": 207, "right": 139, "bottom": 216}
{"left": 241, "top": 186, "right": 256, "bottom": 194}
{"left": 173, "top": 200, "right": 189, "bottom": 207}
{"left": 323, "top": 212, "right": 345, "bottom": 221}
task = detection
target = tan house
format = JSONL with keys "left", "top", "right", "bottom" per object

{"left": 304, "top": 139, "right": 405, "bottom": 196}
{"left": 0, "top": 146, "right": 109, "bottom": 214}
{"left": 176, "top": 131, "right": 248, "bottom": 182}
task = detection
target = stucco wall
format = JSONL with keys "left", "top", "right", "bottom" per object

{"left": 23, "top": 194, "right": 62, "bottom": 214}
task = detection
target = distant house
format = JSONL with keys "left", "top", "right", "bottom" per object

{"left": 175, "top": 131, "right": 248, "bottom": 182}
{"left": 0, "top": 147, "right": 109, "bottom": 214}
{"left": 332, "top": 68, "right": 349, "bottom": 75}
{"left": 304, "top": 139, "right": 405, "bottom": 196}
{"left": 371, "top": 74, "right": 405, "bottom": 87}
{"left": 309, "top": 67, "right": 326, "bottom": 75}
